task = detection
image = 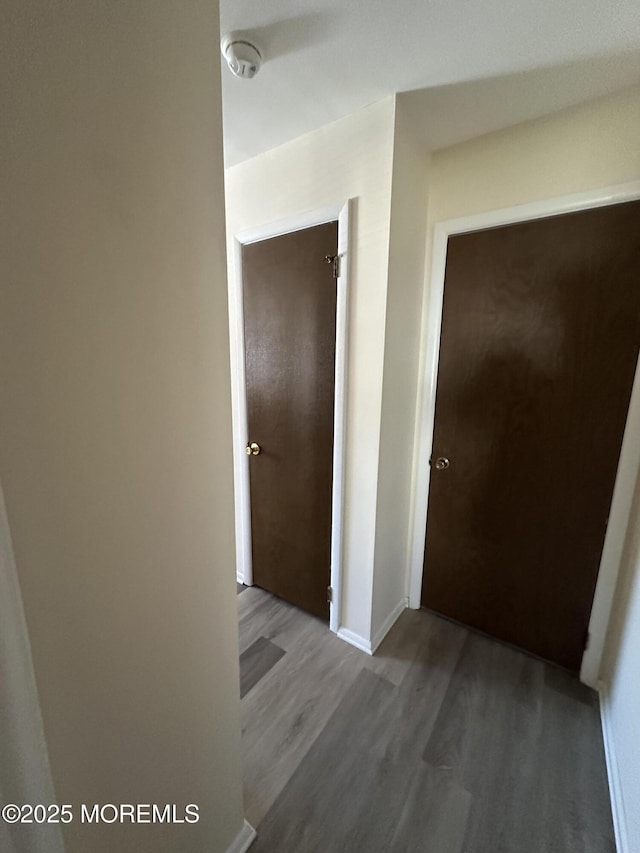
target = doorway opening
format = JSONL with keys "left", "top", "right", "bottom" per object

{"left": 230, "top": 202, "right": 350, "bottom": 633}
{"left": 408, "top": 182, "right": 640, "bottom": 684}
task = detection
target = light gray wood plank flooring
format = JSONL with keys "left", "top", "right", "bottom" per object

{"left": 238, "top": 586, "right": 614, "bottom": 852}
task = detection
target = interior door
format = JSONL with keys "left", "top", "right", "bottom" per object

{"left": 422, "top": 200, "right": 640, "bottom": 671}
{"left": 242, "top": 222, "right": 338, "bottom": 620}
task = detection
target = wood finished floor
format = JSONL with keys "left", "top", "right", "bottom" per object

{"left": 237, "top": 586, "right": 614, "bottom": 853}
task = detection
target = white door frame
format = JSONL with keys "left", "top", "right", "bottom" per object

{"left": 407, "top": 181, "right": 640, "bottom": 687}
{"left": 229, "top": 201, "right": 351, "bottom": 634}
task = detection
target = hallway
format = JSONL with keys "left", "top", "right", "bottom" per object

{"left": 238, "top": 586, "right": 614, "bottom": 852}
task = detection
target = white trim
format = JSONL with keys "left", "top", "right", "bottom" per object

{"left": 407, "top": 180, "right": 640, "bottom": 687}
{"left": 337, "top": 627, "right": 373, "bottom": 655}
{"left": 370, "top": 598, "right": 408, "bottom": 654}
{"left": 230, "top": 236, "right": 253, "bottom": 587}
{"left": 225, "top": 819, "right": 256, "bottom": 853}
{"left": 229, "top": 201, "right": 351, "bottom": 635}
{"left": 599, "top": 682, "right": 630, "bottom": 853}
{"left": 330, "top": 205, "right": 350, "bottom": 634}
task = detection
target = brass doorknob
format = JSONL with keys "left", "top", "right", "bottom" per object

{"left": 245, "top": 442, "right": 261, "bottom": 456}
{"left": 433, "top": 456, "right": 450, "bottom": 470}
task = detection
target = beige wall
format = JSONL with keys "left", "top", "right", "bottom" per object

{"left": 0, "top": 3, "right": 244, "bottom": 852}
{"left": 372, "top": 97, "right": 431, "bottom": 637}
{"left": 225, "top": 98, "right": 396, "bottom": 641}
{"left": 428, "top": 83, "right": 640, "bottom": 223}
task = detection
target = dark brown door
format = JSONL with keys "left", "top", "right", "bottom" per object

{"left": 422, "top": 200, "right": 640, "bottom": 671}
{"left": 242, "top": 222, "right": 338, "bottom": 620}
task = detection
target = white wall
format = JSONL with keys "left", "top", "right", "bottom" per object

{"left": 225, "top": 98, "right": 396, "bottom": 642}
{"left": 602, "top": 478, "right": 640, "bottom": 853}
{"left": 371, "top": 97, "right": 431, "bottom": 640}
{"left": 0, "top": 3, "right": 244, "bottom": 852}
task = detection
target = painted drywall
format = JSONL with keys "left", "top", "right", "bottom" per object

{"left": 0, "top": 485, "right": 64, "bottom": 853}
{"left": 224, "top": 97, "right": 396, "bottom": 642}
{"left": 601, "top": 476, "right": 640, "bottom": 852}
{"left": 371, "top": 97, "right": 430, "bottom": 637}
{"left": 428, "top": 83, "right": 640, "bottom": 222}
{"left": 0, "top": 3, "right": 244, "bottom": 853}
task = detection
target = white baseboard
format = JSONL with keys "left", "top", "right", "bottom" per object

{"left": 371, "top": 598, "right": 408, "bottom": 654}
{"left": 226, "top": 819, "right": 256, "bottom": 853}
{"left": 337, "top": 626, "right": 373, "bottom": 655}
{"left": 337, "top": 599, "right": 408, "bottom": 657}
{"left": 599, "top": 682, "right": 629, "bottom": 853}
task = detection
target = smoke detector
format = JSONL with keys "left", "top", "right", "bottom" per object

{"left": 221, "top": 33, "right": 263, "bottom": 80}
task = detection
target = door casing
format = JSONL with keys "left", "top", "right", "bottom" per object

{"left": 230, "top": 201, "right": 351, "bottom": 634}
{"left": 408, "top": 180, "right": 640, "bottom": 687}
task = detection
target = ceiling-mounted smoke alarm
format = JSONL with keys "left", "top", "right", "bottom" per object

{"left": 221, "top": 33, "right": 263, "bottom": 79}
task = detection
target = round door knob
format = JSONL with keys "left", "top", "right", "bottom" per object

{"left": 434, "top": 456, "right": 450, "bottom": 470}
{"left": 245, "top": 442, "right": 261, "bottom": 456}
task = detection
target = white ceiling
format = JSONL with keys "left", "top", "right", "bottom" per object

{"left": 219, "top": 0, "right": 640, "bottom": 167}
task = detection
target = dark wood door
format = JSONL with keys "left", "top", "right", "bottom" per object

{"left": 242, "top": 222, "right": 338, "bottom": 620}
{"left": 422, "top": 201, "right": 640, "bottom": 671}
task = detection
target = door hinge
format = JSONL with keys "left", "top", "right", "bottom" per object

{"left": 327, "top": 585, "right": 333, "bottom": 604}
{"left": 324, "top": 253, "right": 341, "bottom": 279}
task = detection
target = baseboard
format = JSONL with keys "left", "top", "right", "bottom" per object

{"left": 371, "top": 598, "right": 408, "bottom": 654}
{"left": 226, "top": 819, "right": 256, "bottom": 853}
{"left": 599, "top": 682, "right": 629, "bottom": 853}
{"left": 337, "top": 627, "right": 373, "bottom": 655}
{"left": 337, "top": 599, "right": 408, "bottom": 657}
